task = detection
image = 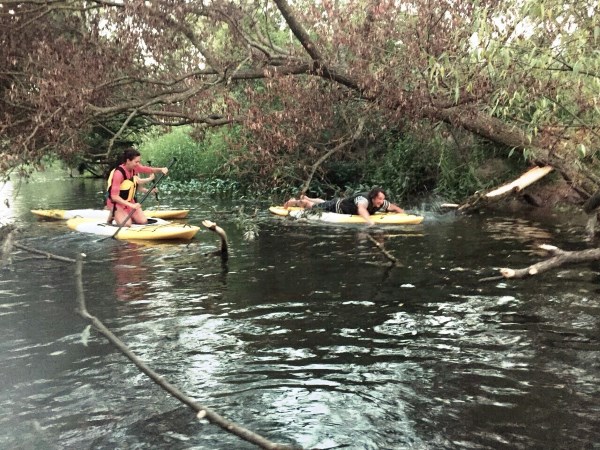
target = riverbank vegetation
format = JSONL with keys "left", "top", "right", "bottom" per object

{"left": 1, "top": 0, "right": 598, "bottom": 208}
{"left": 140, "top": 124, "right": 522, "bottom": 203}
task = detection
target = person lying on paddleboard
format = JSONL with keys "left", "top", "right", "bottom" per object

{"left": 106, "top": 148, "right": 169, "bottom": 227}
{"left": 284, "top": 187, "right": 405, "bottom": 226}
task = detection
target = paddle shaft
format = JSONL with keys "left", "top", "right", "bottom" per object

{"left": 109, "top": 158, "right": 177, "bottom": 239}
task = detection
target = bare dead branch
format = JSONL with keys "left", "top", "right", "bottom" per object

{"left": 499, "top": 244, "right": 600, "bottom": 279}
{"left": 74, "top": 253, "right": 296, "bottom": 449}
{"left": 13, "top": 242, "right": 77, "bottom": 263}
{"left": 458, "top": 166, "right": 553, "bottom": 214}
{"left": 366, "top": 234, "right": 402, "bottom": 266}
{"left": 299, "top": 118, "right": 365, "bottom": 195}
{"left": 272, "top": 0, "right": 323, "bottom": 62}
{"left": 107, "top": 107, "right": 140, "bottom": 155}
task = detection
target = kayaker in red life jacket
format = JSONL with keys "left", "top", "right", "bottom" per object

{"left": 106, "top": 148, "right": 169, "bottom": 227}
{"left": 284, "top": 187, "right": 405, "bottom": 226}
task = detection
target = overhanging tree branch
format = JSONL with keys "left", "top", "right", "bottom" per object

{"left": 299, "top": 118, "right": 365, "bottom": 195}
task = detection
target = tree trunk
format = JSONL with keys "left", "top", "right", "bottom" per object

{"left": 428, "top": 105, "right": 533, "bottom": 150}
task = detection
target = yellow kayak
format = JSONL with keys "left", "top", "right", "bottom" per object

{"left": 32, "top": 208, "right": 189, "bottom": 220}
{"left": 66, "top": 218, "right": 200, "bottom": 241}
{"left": 269, "top": 206, "right": 424, "bottom": 225}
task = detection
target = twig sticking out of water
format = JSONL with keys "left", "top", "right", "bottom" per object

{"left": 74, "top": 254, "right": 295, "bottom": 450}
{"left": 478, "top": 275, "right": 505, "bottom": 282}
{"left": 366, "top": 234, "right": 403, "bottom": 267}
{"left": 202, "top": 220, "right": 229, "bottom": 260}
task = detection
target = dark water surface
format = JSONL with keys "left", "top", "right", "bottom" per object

{"left": 0, "top": 174, "right": 598, "bottom": 449}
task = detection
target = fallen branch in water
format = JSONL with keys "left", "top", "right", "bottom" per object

{"left": 366, "top": 234, "right": 403, "bottom": 267}
{"left": 2, "top": 228, "right": 76, "bottom": 266}
{"left": 458, "top": 165, "right": 553, "bottom": 214}
{"left": 2, "top": 225, "right": 293, "bottom": 447}
{"left": 74, "top": 254, "right": 293, "bottom": 449}
{"left": 14, "top": 243, "right": 77, "bottom": 263}
{"left": 498, "top": 244, "right": 600, "bottom": 279}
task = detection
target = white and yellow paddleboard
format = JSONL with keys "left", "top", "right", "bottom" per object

{"left": 32, "top": 208, "right": 189, "bottom": 220}
{"left": 269, "top": 206, "right": 424, "bottom": 225}
{"left": 66, "top": 218, "right": 200, "bottom": 241}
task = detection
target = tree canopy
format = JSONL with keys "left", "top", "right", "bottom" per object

{"left": 1, "top": 0, "right": 599, "bottom": 198}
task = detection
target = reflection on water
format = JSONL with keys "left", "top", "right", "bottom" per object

{"left": 485, "top": 217, "right": 555, "bottom": 242}
{"left": 0, "top": 176, "right": 599, "bottom": 449}
{"left": 111, "top": 243, "right": 151, "bottom": 302}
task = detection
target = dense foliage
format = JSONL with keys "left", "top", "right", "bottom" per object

{"left": 139, "top": 127, "right": 232, "bottom": 182}
{"left": 1, "top": 0, "right": 598, "bottom": 202}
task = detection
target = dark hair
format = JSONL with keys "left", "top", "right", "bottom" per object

{"left": 368, "top": 187, "right": 386, "bottom": 201}
{"left": 122, "top": 147, "right": 141, "bottom": 163}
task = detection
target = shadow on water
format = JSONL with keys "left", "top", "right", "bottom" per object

{"left": 0, "top": 174, "right": 599, "bottom": 449}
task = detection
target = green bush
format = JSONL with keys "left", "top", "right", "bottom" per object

{"left": 368, "top": 135, "right": 441, "bottom": 199}
{"left": 139, "top": 127, "right": 230, "bottom": 182}
{"left": 138, "top": 125, "right": 517, "bottom": 203}
{"left": 160, "top": 178, "right": 241, "bottom": 197}
{"left": 368, "top": 132, "right": 510, "bottom": 202}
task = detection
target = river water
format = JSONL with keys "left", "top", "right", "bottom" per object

{"left": 0, "top": 173, "right": 598, "bottom": 449}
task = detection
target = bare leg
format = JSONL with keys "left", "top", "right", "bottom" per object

{"left": 284, "top": 198, "right": 316, "bottom": 208}
{"left": 300, "top": 195, "right": 325, "bottom": 204}
{"left": 113, "top": 208, "right": 133, "bottom": 227}
{"left": 106, "top": 207, "right": 114, "bottom": 224}
{"left": 113, "top": 208, "right": 148, "bottom": 227}
{"left": 130, "top": 208, "right": 148, "bottom": 224}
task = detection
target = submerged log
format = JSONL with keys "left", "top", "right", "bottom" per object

{"left": 458, "top": 165, "right": 553, "bottom": 214}
{"left": 499, "top": 244, "right": 600, "bottom": 279}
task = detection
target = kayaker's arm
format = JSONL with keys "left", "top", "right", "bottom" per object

{"left": 136, "top": 165, "right": 168, "bottom": 176}
{"left": 357, "top": 203, "right": 375, "bottom": 226}
{"left": 386, "top": 203, "right": 405, "bottom": 213}
{"left": 135, "top": 173, "right": 155, "bottom": 185}
{"left": 153, "top": 167, "right": 169, "bottom": 175}
{"left": 134, "top": 174, "right": 158, "bottom": 196}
